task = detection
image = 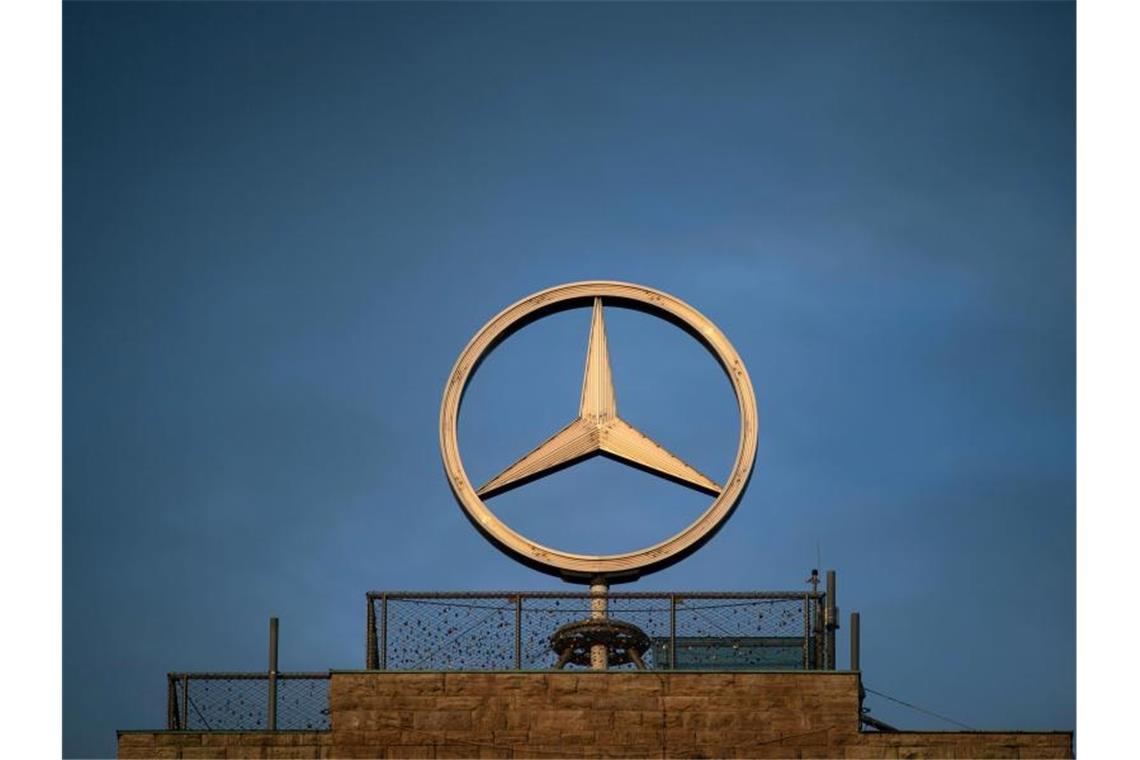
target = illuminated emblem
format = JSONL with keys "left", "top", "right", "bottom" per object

{"left": 439, "top": 281, "right": 758, "bottom": 581}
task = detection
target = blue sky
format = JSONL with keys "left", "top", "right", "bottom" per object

{"left": 64, "top": 2, "right": 1074, "bottom": 756}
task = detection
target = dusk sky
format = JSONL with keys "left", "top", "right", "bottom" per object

{"left": 64, "top": 2, "right": 1074, "bottom": 757}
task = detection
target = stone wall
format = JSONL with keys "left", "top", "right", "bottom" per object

{"left": 116, "top": 731, "right": 330, "bottom": 759}
{"left": 331, "top": 671, "right": 859, "bottom": 758}
{"left": 118, "top": 671, "right": 1072, "bottom": 758}
{"left": 855, "top": 731, "right": 1074, "bottom": 758}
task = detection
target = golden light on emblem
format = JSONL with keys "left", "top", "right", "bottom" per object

{"left": 439, "top": 281, "right": 758, "bottom": 583}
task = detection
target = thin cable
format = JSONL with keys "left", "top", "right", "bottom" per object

{"left": 864, "top": 686, "right": 975, "bottom": 730}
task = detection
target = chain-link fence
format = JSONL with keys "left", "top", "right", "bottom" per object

{"left": 166, "top": 673, "right": 330, "bottom": 731}
{"left": 366, "top": 591, "right": 829, "bottom": 671}
{"left": 161, "top": 589, "right": 832, "bottom": 730}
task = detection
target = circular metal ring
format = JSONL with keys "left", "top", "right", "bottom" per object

{"left": 439, "top": 281, "right": 758, "bottom": 581}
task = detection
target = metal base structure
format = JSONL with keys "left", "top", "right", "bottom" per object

{"left": 549, "top": 618, "right": 652, "bottom": 670}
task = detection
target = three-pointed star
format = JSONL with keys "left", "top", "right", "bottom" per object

{"left": 477, "top": 298, "right": 723, "bottom": 499}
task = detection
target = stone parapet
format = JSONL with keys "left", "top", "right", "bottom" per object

{"left": 118, "top": 671, "right": 1072, "bottom": 758}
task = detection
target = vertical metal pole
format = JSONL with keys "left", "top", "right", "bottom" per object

{"left": 813, "top": 595, "right": 824, "bottom": 669}
{"left": 167, "top": 674, "right": 178, "bottom": 730}
{"left": 268, "top": 617, "right": 279, "bottom": 731}
{"left": 366, "top": 595, "right": 378, "bottom": 669}
{"left": 515, "top": 594, "right": 523, "bottom": 670}
{"left": 380, "top": 594, "right": 388, "bottom": 670}
{"left": 809, "top": 568, "right": 822, "bottom": 669}
{"left": 669, "top": 594, "right": 678, "bottom": 670}
{"left": 825, "top": 570, "right": 838, "bottom": 671}
{"left": 802, "top": 596, "right": 810, "bottom": 670}
{"left": 590, "top": 578, "right": 609, "bottom": 670}
{"left": 180, "top": 674, "right": 189, "bottom": 730}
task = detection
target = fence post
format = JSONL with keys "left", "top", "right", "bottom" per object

{"left": 380, "top": 594, "right": 388, "bottom": 670}
{"left": 825, "top": 570, "right": 839, "bottom": 670}
{"left": 268, "top": 617, "right": 279, "bottom": 731}
{"left": 819, "top": 590, "right": 828, "bottom": 669}
{"left": 514, "top": 594, "right": 523, "bottom": 670}
{"left": 802, "top": 596, "right": 811, "bottom": 670}
{"left": 167, "top": 674, "right": 179, "bottom": 730}
{"left": 180, "top": 674, "right": 189, "bottom": 730}
{"left": 669, "top": 594, "right": 678, "bottom": 670}
{"left": 850, "top": 611, "right": 860, "bottom": 671}
{"left": 366, "top": 595, "right": 378, "bottom": 670}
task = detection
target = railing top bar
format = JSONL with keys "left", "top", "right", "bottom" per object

{"left": 167, "top": 672, "right": 330, "bottom": 680}
{"left": 367, "top": 590, "right": 820, "bottom": 600}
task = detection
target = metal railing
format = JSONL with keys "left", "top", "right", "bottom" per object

{"left": 158, "top": 573, "right": 846, "bottom": 731}
{"left": 366, "top": 589, "right": 835, "bottom": 671}
{"left": 165, "top": 672, "right": 330, "bottom": 731}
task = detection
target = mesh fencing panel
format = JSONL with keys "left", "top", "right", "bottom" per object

{"left": 370, "top": 592, "right": 824, "bottom": 671}
{"left": 384, "top": 596, "right": 517, "bottom": 670}
{"left": 672, "top": 597, "right": 816, "bottom": 670}
{"left": 182, "top": 675, "right": 268, "bottom": 731}
{"left": 276, "top": 676, "right": 331, "bottom": 730}
{"left": 168, "top": 674, "right": 330, "bottom": 731}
